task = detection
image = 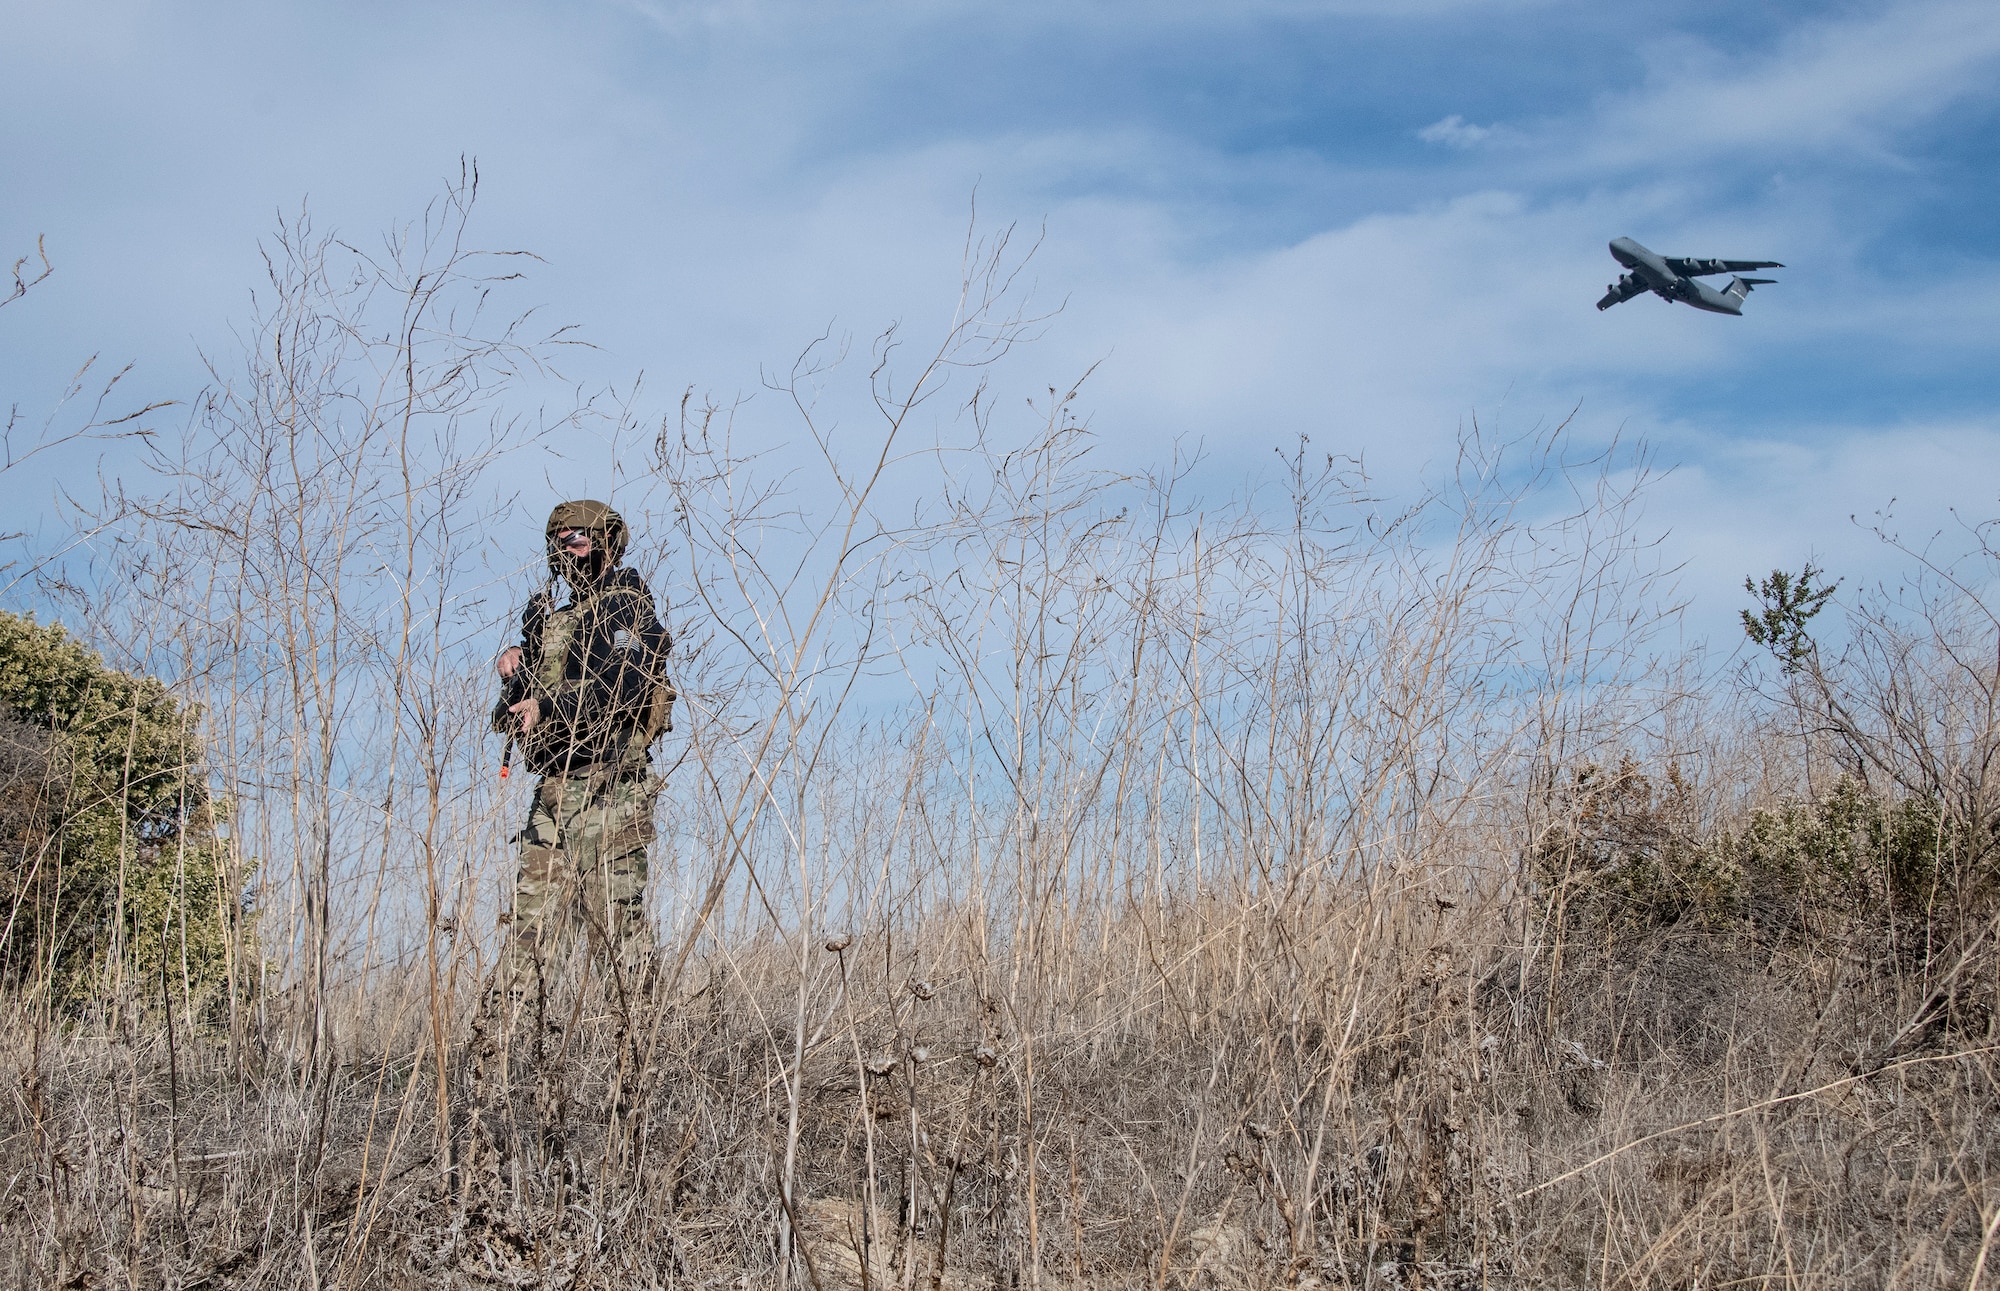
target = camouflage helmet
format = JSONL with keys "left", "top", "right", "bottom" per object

{"left": 545, "top": 499, "right": 628, "bottom": 574}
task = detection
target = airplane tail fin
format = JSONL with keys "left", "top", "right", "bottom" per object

{"left": 1722, "top": 275, "right": 1777, "bottom": 302}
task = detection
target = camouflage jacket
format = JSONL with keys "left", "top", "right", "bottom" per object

{"left": 511, "top": 566, "right": 671, "bottom": 777}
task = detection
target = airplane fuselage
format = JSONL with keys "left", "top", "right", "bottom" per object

{"left": 1607, "top": 237, "right": 1750, "bottom": 315}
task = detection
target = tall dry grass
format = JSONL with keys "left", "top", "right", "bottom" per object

{"left": 4, "top": 182, "right": 1999, "bottom": 1289}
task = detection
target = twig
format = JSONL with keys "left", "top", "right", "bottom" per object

{"left": 1515, "top": 1043, "right": 2000, "bottom": 1200}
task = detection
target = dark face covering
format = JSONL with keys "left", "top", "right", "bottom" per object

{"left": 551, "top": 537, "right": 612, "bottom": 588}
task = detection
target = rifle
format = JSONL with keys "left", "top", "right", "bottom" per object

{"left": 492, "top": 584, "right": 556, "bottom": 781}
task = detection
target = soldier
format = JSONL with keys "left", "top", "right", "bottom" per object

{"left": 493, "top": 500, "right": 672, "bottom": 1006}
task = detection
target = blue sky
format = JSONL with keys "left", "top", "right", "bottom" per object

{"left": 4, "top": 0, "right": 1998, "bottom": 645}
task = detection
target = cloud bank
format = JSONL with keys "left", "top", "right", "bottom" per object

{"left": 2, "top": 0, "right": 1997, "bottom": 645}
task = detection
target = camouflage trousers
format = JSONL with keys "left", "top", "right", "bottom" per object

{"left": 501, "top": 767, "right": 660, "bottom": 998}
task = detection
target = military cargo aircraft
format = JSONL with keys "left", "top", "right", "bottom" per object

{"left": 1596, "top": 237, "right": 1782, "bottom": 315}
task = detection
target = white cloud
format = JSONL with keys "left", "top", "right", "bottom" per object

{"left": 1568, "top": 0, "right": 2000, "bottom": 168}
{"left": 1418, "top": 115, "right": 1493, "bottom": 148}
{"left": 1652, "top": 416, "right": 2000, "bottom": 640}
{"left": 3, "top": 0, "right": 1996, "bottom": 651}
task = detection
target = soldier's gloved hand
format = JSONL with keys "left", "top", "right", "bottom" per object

{"left": 509, "top": 696, "right": 542, "bottom": 732}
{"left": 497, "top": 646, "right": 524, "bottom": 679}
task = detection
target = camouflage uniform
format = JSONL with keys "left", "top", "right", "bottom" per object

{"left": 496, "top": 500, "right": 671, "bottom": 1000}
{"left": 504, "top": 766, "right": 660, "bottom": 990}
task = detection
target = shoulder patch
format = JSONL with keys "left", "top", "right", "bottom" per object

{"left": 613, "top": 628, "right": 639, "bottom": 650}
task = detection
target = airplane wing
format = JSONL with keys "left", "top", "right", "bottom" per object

{"left": 1596, "top": 272, "right": 1649, "bottom": 311}
{"left": 1665, "top": 256, "right": 1783, "bottom": 277}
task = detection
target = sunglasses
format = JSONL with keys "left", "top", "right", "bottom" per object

{"left": 553, "top": 530, "right": 593, "bottom": 552}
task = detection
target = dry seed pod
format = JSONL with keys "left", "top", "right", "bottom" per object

{"left": 910, "top": 978, "right": 935, "bottom": 1000}
{"left": 972, "top": 1045, "right": 998, "bottom": 1068}
{"left": 865, "top": 1053, "right": 898, "bottom": 1076}
{"left": 824, "top": 934, "right": 853, "bottom": 953}
{"left": 910, "top": 1045, "right": 931, "bottom": 1064}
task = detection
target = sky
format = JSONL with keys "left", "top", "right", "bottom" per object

{"left": 4, "top": 0, "right": 1998, "bottom": 649}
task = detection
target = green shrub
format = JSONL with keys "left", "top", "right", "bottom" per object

{"left": 0, "top": 610, "right": 250, "bottom": 1010}
{"left": 1731, "top": 775, "right": 1957, "bottom": 930}
{"left": 1537, "top": 758, "right": 1962, "bottom": 944}
{"left": 1534, "top": 757, "right": 1741, "bottom": 933}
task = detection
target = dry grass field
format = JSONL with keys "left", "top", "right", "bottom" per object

{"left": 7, "top": 844, "right": 1998, "bottom": 1289}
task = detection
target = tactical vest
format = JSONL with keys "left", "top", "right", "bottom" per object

{"left": 533, "top": 586, "right": 675, "bottom": 770}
